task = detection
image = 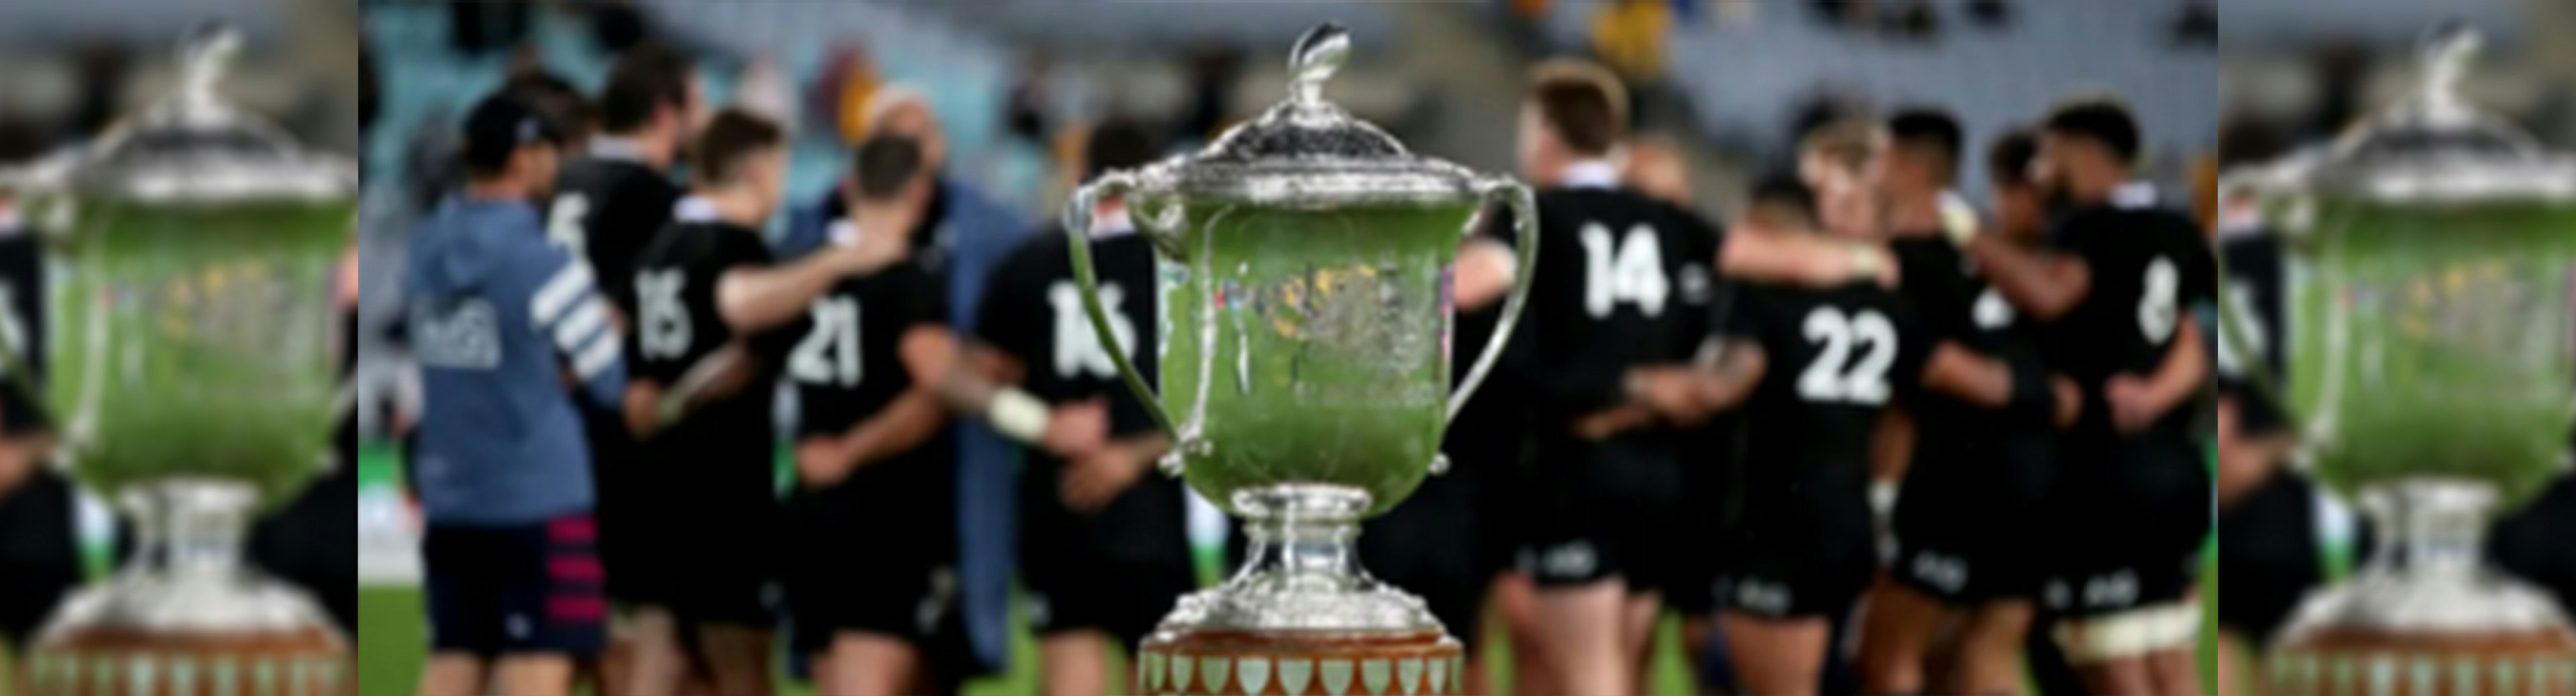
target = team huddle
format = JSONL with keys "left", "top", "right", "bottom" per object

{"left": 402, "top": 48, "right": 2214, "bottom": 696}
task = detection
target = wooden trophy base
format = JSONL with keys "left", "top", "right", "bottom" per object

{"left": 1137, "top": 627, "right": 1464, "bottom": 695}
{"left": 26, "top": 627, "right": 349, "bottom": 696}
{"left": 2271, "top": 628, "right": 2576, "bottom": 696}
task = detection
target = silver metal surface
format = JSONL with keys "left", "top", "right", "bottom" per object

{"left": 1155, "top": 485, "right": 1444, "bottom": 634}
{"left": 2274, "top": 478, "right": 2575, "bottom": 642}
{"left": 1106, "top": 22, "right": 1482, "bottom": 211}
{"left": 16, "top": 22, "right": 356, "bottom": 205}
{"left": 2249, "top": 26, "right": 2576, "bottom": 204}
{"left": 38, "top": 478, "right": 341, "bottom": 640}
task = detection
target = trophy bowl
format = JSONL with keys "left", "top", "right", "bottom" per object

{"left": 5, "top": 23, "right": 355, "bottom": 696}
{"left": 1063, "top": 24, "right": 1536, "bottom": 695}
{"left": 2235, "top": 26, "right": 2576, "bottom": 696}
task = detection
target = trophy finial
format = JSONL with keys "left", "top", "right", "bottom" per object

{"left": 1289, "top": 22, "right": 1350, "bottom": 104}
{"left": 2418, "top": 21, "right": 2479, "bottom": 107}
{"left": 176, "top": 21, "right": 242, "bottom": 113}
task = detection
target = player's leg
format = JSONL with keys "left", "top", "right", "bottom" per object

{"left": 696, "top": 623, "right": 776, "bottom": 696}
{"left": 621, "top": 606, "right": 688, "bottom": 695}
{"left": 1623, "top": 589, "right": 1662, "bottom": 691}
{"left": 418, "top": 655, "right": 490, "bottom": 696}
{"left": 821, "top": 632, "right": 920, "bottom": 696}
{"left": 1723, "top": 611, "right": 1831, "bottom": 696}
{"left": 492, "top": 656, "right": 576, "bottom": 696}
{"left": 1953, "top": 599, "right": 2033, "bottom": 696}
{"left": 1531, "top": 577, "right": 1628, "bottom": 696}
{"left": 1857, "top": 577, "right": 1949, "bottom": 695}
{"left": 1485, "top": 570, "right": 1552, "bottom": 696}
{"left": 1038, "top": 630, "right": 1112, "bottom": 696}
{"left": 2215, "top": 628, "right": 2257, "bottom": 696}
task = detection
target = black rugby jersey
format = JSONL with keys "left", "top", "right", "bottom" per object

{"left": 629, "top": 220, "right": 808, "bottom": 506}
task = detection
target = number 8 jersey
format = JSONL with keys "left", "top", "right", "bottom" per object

{"left": 2042, "top": 185, "right": 2218, "bottom": 444}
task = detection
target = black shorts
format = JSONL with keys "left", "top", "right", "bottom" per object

{"left": 2039, "top": 438, "right": 2210, "bottom": 618}
{"left": 2217, "top": 470, "right": 2366, "bottom": 644}
{"left": 1361, "top": 471, "right": 1487, "bottom": 650}
{"left": 422, "top": 514, "right": 608, "bottom": 658}
{"left": 783, "top": 466, "right": 957, "bottom": 654}
{"left": 616, "top": 485, "right": 778, "bottom": 628}
{"left": 578, "top": 405, "right": 643, "bottom": 605}
{"left": 1018, "top": 476, "right": 1195, "bottom": 650}
{"left": 1518, "top": 439, "right": 1680, "bottom": 591}
{"left": 1665, "top": 417, "right": 1742, "bottom": 615}
{"left": 0, "top": 471, "right": 89, "bottom": 651}
{"left": 1715, "top": 544, "right": 1875, "bottom": 620}
{"left": 1889, "top": 433, "right": 2058, "bottom": 603}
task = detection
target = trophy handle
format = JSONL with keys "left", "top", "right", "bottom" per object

{"left": 1063, "top": 171, "right": 1176, "bottom": 436}
{"left": 1451, "top": 177, "right": 1539, "bottom": 424}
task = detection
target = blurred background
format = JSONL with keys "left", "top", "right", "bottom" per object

{"left": 339, "top": 1, "right": 2216, "bottom": 695}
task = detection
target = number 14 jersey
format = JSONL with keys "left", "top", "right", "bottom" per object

{"left": 1505, "top": 187, "right": 1724, "bottom": 433}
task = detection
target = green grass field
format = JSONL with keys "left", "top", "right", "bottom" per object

{"left": 344, "top": 446, "right": 2211, "bottom": 695}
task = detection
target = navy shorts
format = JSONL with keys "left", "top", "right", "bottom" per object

{"left": 422, "top": 514, "right": 608, "bottom": 658}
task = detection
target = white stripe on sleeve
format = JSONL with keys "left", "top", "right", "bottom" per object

{"left": 553, "top": 297, "right": 610, "bottom": 353}
{"left": 531, "top": 261, "right": 596, "bottom": 325}
{"left": 572, "top": 330, "right": 623, "bottom": 381}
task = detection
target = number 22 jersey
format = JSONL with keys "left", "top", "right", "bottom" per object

{"left": 1724, "top": 281, "right": 1935, "bottom": 557}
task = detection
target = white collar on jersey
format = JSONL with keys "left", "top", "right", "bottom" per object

{"left": 2110, "top": 181, "right": 2158, "bottom": 210}
{"left": 674, "top": 196, "right": 720, "bottom": 223}
{"left": 588, "top": 136, "right": 651, "bottom": 164}
{"left": 1559, "top": 159, "right": 1622, "bottom": 191}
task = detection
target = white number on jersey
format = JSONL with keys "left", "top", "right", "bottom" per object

{"left": 546, "top": 195, "right": 591, "bottom": 256}
{"left": 790, "top": 297, "right": 864, "bottom": 387}
{"left": 1578, "top": 223, "right": 1670, "bottom": 318}
{"left": 1796, "top": 307, "right": 1897, "bottom": 405}
{"left": 1972, "top": 287, "right": 2015, "bottom": 331}
{"left": 1047, "top": 281, "right": 1136, "bottom": 380}
{"left": 2139, "top": 256, "right": 2180, "bottom": 344}
{"left": 2216, "top": 281, "right": 2263, "bottom": 378}
{"left": 636, "top": 270, "right": 691, "bottom": 360}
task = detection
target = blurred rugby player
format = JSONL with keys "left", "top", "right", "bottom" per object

{"left": 938, "top": 119, "right": 1191, "bottom": 696}
{"left": 406, "top": 94, "right": 619, "bottom": 696}
{"left": 1862, "top": 112, "right": 2073, "bottom": 696}
{"left": 1477, "top": 60, "right": 1904, "bottom": 696}
{"left": 621, "top": 110, "right": 890, "bottom": 696}
{"left": 784, "top": 134, "right": 960, "bottom": 696}
{"left": 2210, "top": 118, "right": 2375, "bottom": 695}
{"left": 1963, "top": 97, "right": 2216, "bottom": 696}
{"left": 543, "top": 45, "right": 699, "bottom": 696}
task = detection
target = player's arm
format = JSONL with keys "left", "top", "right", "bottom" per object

{"left": 1688, "top": 339, "right": 1767, "bottom": 413}
{"left": 713, "top": 241, "right": 883, "bottom": 333}
{"left": 1917, "top": 342, "right": 2080, "bottom": 427}
{"left": 2108, "top": 319, "right": 2210, "bottom": 433}
{"left": 797, "top": 326, "right": 959, "bottom": 487}
{"left": 1962, "top": 232, "right": 2089, "bottom": 321}
{"left": 1061, "top": 432, "right": 1173, "bottom": 511}
{"left": 1455, "top": 238, "right": 1518, "bottom": 312}
{"left": 1717, "top": 232, "right": 1897, "bottom": 289}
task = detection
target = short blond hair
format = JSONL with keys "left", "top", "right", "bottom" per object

{"left": 1800, "top": 119, "right": 1886, "bottom": 174}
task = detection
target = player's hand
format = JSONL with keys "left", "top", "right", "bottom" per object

{"left": 1626, "top": 368, "right": 1707, "bottom": 420}
{"left": 794, "top": 437, "right": 857, "bottom": 487}
{"left": 1062, "top": 442, "right": 1148, "bottom": 512}
{"left": 2051, "top": 374, "right": 2083, "bottom": 428}
{"left": 681, "top": 343, "right": 758, "bottom": 405}
{"left": 1040, "top": 399, "right": 1111, "bottom": 458}
{"left": 1849, "top": 244, "right": 1900, "bottom": 289}
{"left": 2104, "top": 374, "right": 2159, "bottom": 434}
{"left": 1573, "top": 404, "right": 1657, "bottom": 441}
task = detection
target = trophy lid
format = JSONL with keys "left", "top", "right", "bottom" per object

{"left": 27, "top": 23, "right": 356, "bottom": 205}
{"left": 1131, "top": 23, "right": 1482, "bottom": 209}
{"left": 2263, "top": 25, "right": 2576, "bottom": 203}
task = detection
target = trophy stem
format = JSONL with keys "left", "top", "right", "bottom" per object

{"left": 1227, "top": 484, "right": 1374, "bottom": 591}
{"left": 2358, "top": 477, "right": 2494, "bottom": 581}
